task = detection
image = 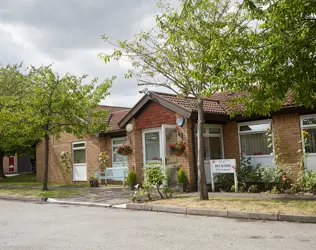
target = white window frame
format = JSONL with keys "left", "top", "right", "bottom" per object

{"left": 300, "top": 114, "right": 316, "bottom": 156}
{"left": 72, "top": 141, "right": 87, "bottom": 181}
{"left": 112, "top": 137, "right": 128, "bottom": 167}
{"left": 142, "top": 127, "right": 163, "bottom": 168}
{"left": 203, "top": 124, "right": 225, "bottom": 159}
{"left": 238, "top": 119, "right": 274, "bottom": 158}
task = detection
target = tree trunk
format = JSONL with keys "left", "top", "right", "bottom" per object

{"left": 0, "top": 153, "right": 6, "bottom": 178}
{"left": 197, "top": 98, "right": 209, "bottom": 200}
{"left": 42, "top": 130, "right": 49, "bottom": 191}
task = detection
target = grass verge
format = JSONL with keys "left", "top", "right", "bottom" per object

{"left": 0, "top": 188, "right": 83, "bottom": 198}
{"left": 151, "top": 196, "right": 316, "bottom": 215}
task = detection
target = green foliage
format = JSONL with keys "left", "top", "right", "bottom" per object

{"left": 126, "top": 171, "right": 137, "bottom": 184}
{"left": 248, "top": 184, "right": 259, "bottom": 193}
{"left": 89, "top": 176, "right": 96, "bottom": 181}
{"left": 60, "top": 151, "right": 71, "bottom": 172}
{"left": 292, "top": 171, "right": 316, "bottom": 194}
{"left": 260, "top": 166, "right": 292, "bottom": 192}
{"left": 177, "top": 168, "right": 187, "bottom": 184}
{"left": 231, "top": 0, "right": 316, "bottom": 114}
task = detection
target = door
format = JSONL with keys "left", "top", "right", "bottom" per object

{"left": 162, "top": 125, "right": 178, "bottom": 184}
{"left": 301, "top": 115, "right": 316, "bottom": 170}
{"left": 112, "top": 137, "right": 128, "bottom": 168}
{"left": 72, "top": 142, "right": 87, "bottom": 181}
{"left": 203, "top": 125, "right": 224, "bottom": 184}
{"left": 112, "top": 137, "right": 128, "bottom": 180}
{"left": 142, "top": 128, "right": 163, "bottom": 168}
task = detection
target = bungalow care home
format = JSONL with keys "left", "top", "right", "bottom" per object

{"left": 36, "top": 91, "right": 316, "bottom": 190}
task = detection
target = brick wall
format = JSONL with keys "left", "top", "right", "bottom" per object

{"left": 127, "top": 119, "right": 143, "bottom": 182}
{"left": 272, "top": 114, "right": 302, "bottom": 178}
{"left": 175, "top": 115, "right": 196, "bottom": 190}
{"left": 136, "top": 103, "right": 176, "bottom": 129}
{"left": 223, "top": 121, "right": 240, "bottom": 161}
{"left": 36, "top": 133, "right": 111, "bottom": 184}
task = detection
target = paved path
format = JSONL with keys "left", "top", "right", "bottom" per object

{"left": 0, "top": 200, "right": 316, "bottom": 250}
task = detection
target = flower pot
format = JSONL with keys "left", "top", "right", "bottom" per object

{"left": 119, "top": 150, "right": 129, "bottom": 156}
{"left": 173, "top": 150, "right": 183, "bottom": 156}
{"left": 128, "top": 183, "right": 136, "bottom": 190}
{"left": 178, "top": 183, "right": 186, "bottom": 192}
{"left": 89, "top": 179, "right": 99, "bottom": 188}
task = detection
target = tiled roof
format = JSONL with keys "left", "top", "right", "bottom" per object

{"left": 153, "top": 92, "right": 229, "bottom": 114}
{"left": 98, "top": 105, "right": 131, "bottom": 132}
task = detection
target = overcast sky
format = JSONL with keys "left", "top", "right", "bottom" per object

{"left": 0, "top": 0, "right": 173, "bottom": 107}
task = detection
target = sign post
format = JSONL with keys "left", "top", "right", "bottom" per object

{"left": 210, "top": 159, "right": 238, "bottom": 192}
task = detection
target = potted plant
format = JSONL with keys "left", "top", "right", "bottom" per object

{"left": 177, "top": 168, "right": 187, "bottom": 192}
{"left": 126, "top": 171, "right": 137, "bottom": 190}
{"left": 169, "top": 141, "right": 186, "bottom": 156}
{"left": 116, "top": 144, "right": 133, "bottom": 156}
{"left": 89, "top": 176, "right": 99, "bottom": 187}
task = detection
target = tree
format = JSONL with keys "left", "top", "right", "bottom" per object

{"left": 23, "top": 65, "right": 114, "bottom": 190}
{"left": 0, "top": 64, "right": 37, "bottom": 178}
{"left": 100, "top": 0, "right": 248, "bottom": 199}
{"left": 232, "top": 0, "right": 316, "bottom": 114}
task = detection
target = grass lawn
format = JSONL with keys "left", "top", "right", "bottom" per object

{"left": 0, "top": 188, "right": 83, "bottom": 198}
{"left": 0, "top": 173, "right": 88, "bottom": 198}
{"left": 0, "top": 173, "right": 89, "bottom": 188}
{"left": 152, "top": 196, "right": 316, "bottom": 215}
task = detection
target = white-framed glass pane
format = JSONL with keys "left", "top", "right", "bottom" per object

{"left": 204, "top": 137, "right": 210, "bottom": 160}
{"left": 240, "top": 133, "right": 272, "bottom": 155}
{"left": 209, "top": 137, "right": 222, "bottom": 159}
{"left": 73, "top": 149, "right": 86, "bottom": 164}
{"left": 239, "top": 123, "right": 270, "bottom": 133}
{"left": 73, "top": 143, "right": 85, "bottom": 148}
{"left": 113, "top": 138, "right": 126, "bottom": 146}
{"left": 303, "top": 118, "right": 316, "bottom": 126}
{"left": 305, "top": 128, "right": 316, "bottom": 153}
{"left": 209, "top": 127, "right": 221, "bottom": 134}
{"left": 113, "top": 146, "right": 128, "bottom": 163}
{"left": 145, "top": 132, "right": 161, "bottom": 162}
{"left": 165, "top": 127, "right": 177, "bottom": 165}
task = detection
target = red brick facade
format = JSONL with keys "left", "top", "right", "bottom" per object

{"left": 136, "top": 103, "right": 176, "bottom": 129}
{"left": 272, "top": 114, "right": 302, "bottom": 178}
{"left": 36, "top": 101, "right": 306, "bottom": 186}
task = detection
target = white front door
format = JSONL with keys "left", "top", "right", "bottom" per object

{"left": 72, "top": 142, "right": 87, "bottom": 181}
{"left": 203, "top": 125, "right": 224, "bottom": 184}
{"left": 112, "top": 137, "right": 128, "bottom": 169}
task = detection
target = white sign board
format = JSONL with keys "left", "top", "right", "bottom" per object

{"left": 211, "top": 159, "right": 236, "bottom": 173}
{"left": 210, "top": 159, "right": 238, "bottom": 192}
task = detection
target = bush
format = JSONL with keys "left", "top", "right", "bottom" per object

{"left": 126, "top": 171, "right": 137, "bottom": 184}
{"left": 248, "top": 184, "right": 259, "bottom": 193}
{"left": 292, "top": 170, "right": 316, "bottom": 193}
{"left": 177, "top": 168, "right": 187, "bottom": 184}
{"left": 260, "top": 165, "right": 292, "bottom": 192}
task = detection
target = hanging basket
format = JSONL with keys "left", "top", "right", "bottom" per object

{"left": 173, "top": 150, "right": 184, "bottom": 156}
{"left": 119, "top": 150, "right": 129, "bottom": 156}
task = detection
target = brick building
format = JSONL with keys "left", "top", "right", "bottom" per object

{"left": 36, "top": 91, "right": 316, "bottom": 188}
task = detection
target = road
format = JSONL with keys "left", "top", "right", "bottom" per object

{"left": 0, "top": 200, "right": 315, "bottom": 250}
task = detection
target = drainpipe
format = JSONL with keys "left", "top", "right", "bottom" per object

{"left": 191, "top": 121, "right": 198, "bottom": 191}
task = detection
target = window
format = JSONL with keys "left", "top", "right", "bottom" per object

{"left": 301, "top": 115, "right": 316, "bottom": 154}
{"left": 238, "top": 120, "right": 273, "bottom": 156}
{"left": 112, "top": 137, "right": 128, "bottom": 163}
{"left": 72, "top": 142, "right": 86, "bottom": 164}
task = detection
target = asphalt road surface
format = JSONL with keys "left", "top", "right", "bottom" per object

{"left": 0, "top": 200, "right": 316, "bottom": 250}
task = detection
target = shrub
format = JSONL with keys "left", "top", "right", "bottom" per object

{"left": 248, "top": 184, "right": 259, "bottom": 193}
{"left": 126, "top": 171, "right": 137, "bottom": 184}
{"left": 260, "top": 165, "right": 292, "bottom": 192}
{"left": 177, "top": 168, "right": 187, "bottom": 184}
{"left": 144, "top": 162, "right": 165, "bottom": 199}
{"left": 292, "top": 170, "right": 316, "bottom": 193}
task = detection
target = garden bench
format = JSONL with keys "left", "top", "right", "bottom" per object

{"left": 95, "top": 167, "right": 128, "bottom": 186}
